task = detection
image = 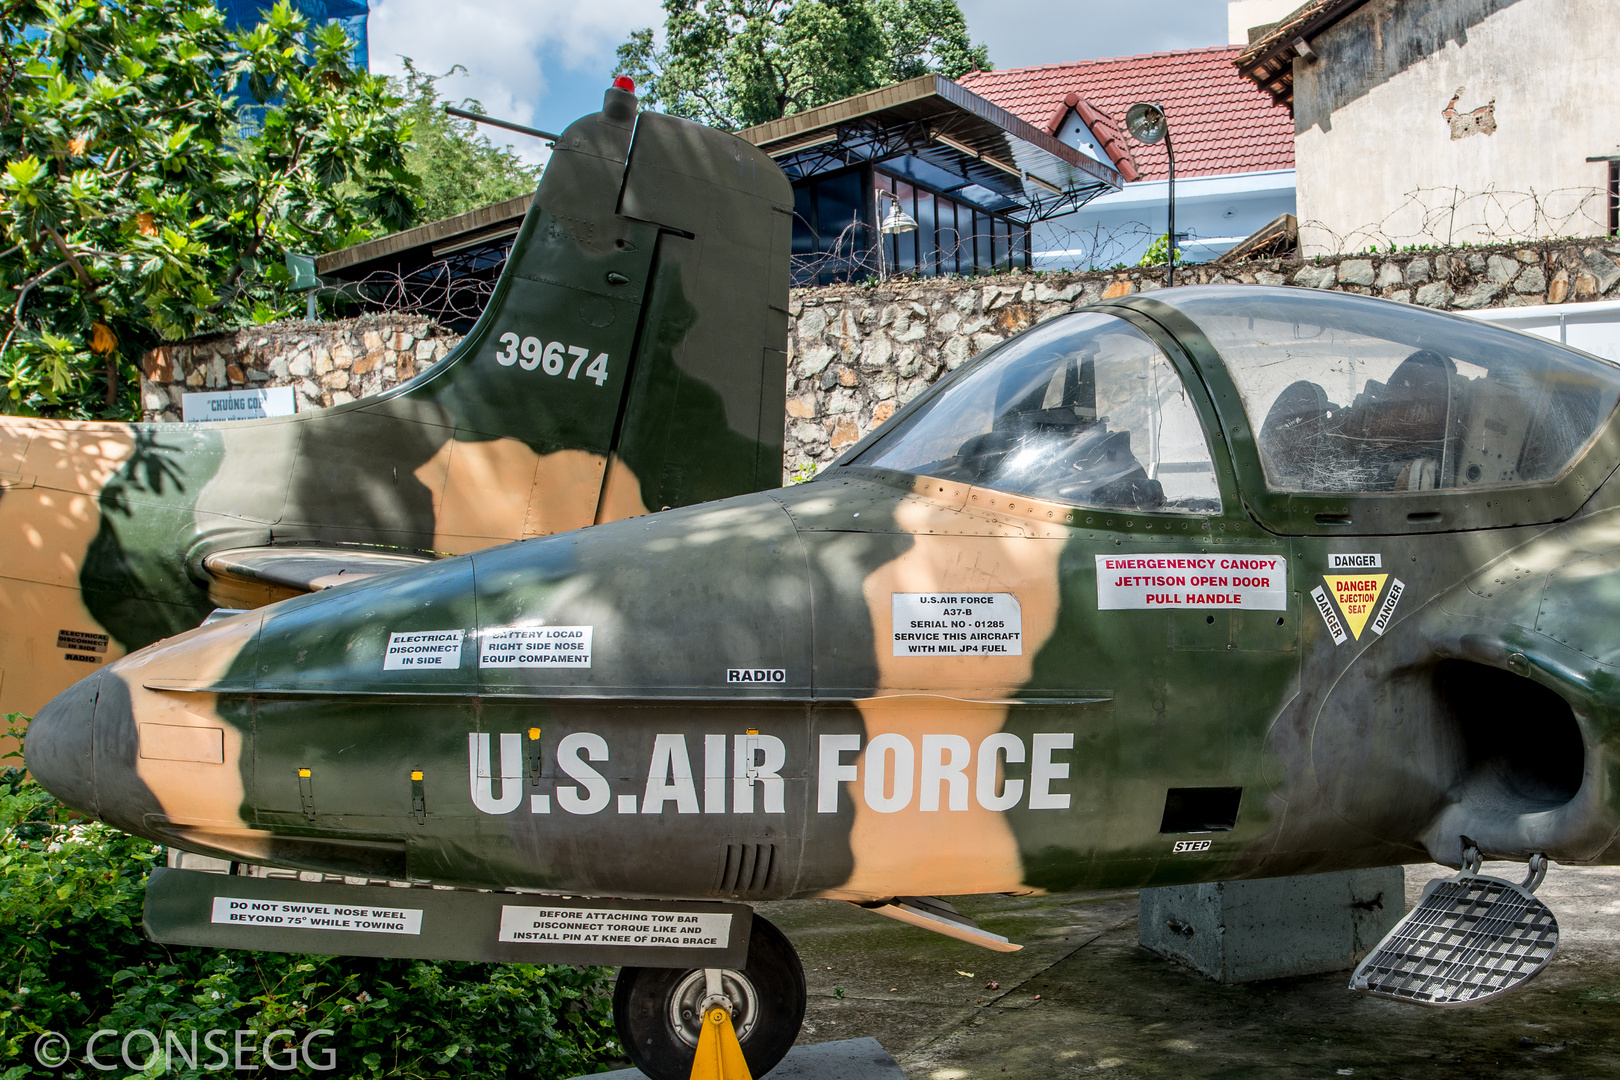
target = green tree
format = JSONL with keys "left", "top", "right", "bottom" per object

{"left": 0, "top": 0, "right": 419, "bottom": 420}
{"left": 391, "top": 59, "right": 543, "bottom": 224}
{"left": 615, "top": 0, "right": 991, "bottom": 131}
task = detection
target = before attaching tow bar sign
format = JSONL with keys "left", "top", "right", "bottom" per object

{"left": 145, "top": 868, "right": 752, "bottom": 969}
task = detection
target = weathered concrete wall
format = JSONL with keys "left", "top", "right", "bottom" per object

{"left": 1292, "top": 0, "right": 1620, "bottom": 254}
{"left": 143, "top": 238, "right": 1620, "bottom": 482}
{"left": 139, "top": 316, "right": 460, "bottom": 421}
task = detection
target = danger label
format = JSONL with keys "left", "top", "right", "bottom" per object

{"left": 1369, "top": 578, "right": 1405, "bottom": 636}
{"left": 1095, "top": 555, "right": 1286, "bottom": 610}
{"left": 481, "top": 626, "right": 593, "bottom": 668}
{"left": 1324, "top": 574, "right": 1387, "bottom": 640}
{"left": 497, "top": 906, "right": 732, "bottom": 948}
{"left": 211, "top": 897, "right": 422, "bottom": 935}
{"left": 1311, "top": 586, "right": 1348, "bottom": 645}
{"left": 892, "top": 593, "right": 1022, "bottom": 656}
{"left": 384, "top": 630, "right": 464, "bottom": 670}
{"left": 1329, "top": 553, "right": 1382, "bottom": 569}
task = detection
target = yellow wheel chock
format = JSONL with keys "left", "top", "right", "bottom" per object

{"left": 688, "top": 1005, "right": 752, "bottom": 1080}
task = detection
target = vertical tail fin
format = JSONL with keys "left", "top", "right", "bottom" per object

{"left": 258, "top": 86, "right": 790, "bottom": 556}
{"left": 398, "top": 86, "right": 792, "bottom": 520}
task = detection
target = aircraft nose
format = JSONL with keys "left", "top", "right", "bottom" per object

{"left": 24, "top": 672, "right": 100, "bottom": 817}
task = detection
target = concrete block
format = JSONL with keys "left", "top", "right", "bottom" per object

{"left": 580, "top": 1037, "right": 907, "bottom": 1080}
{"left": 1138, "top": 866, "right": 1404, "bottom": 983}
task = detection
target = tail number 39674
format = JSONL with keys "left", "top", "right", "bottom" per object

{"left": 496, "top": 333, "right": 610, "bottom": 386}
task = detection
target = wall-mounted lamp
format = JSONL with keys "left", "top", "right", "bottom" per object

{"left": 876, "top": 190, "right": 918, "bottom": 281}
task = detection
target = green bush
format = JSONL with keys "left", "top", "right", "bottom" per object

{"left": 0, "top": 726, "right": 620, "bottom": 1078}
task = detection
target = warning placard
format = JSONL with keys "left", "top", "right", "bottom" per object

{"left": 383, "top": 630, "right": 464, "bottom": 670}
{"left": 1095, "top": 555, "right": 1286, "bottom": 610}
{"left": 480, "top": 626, "right": 593, "bottom": 668}
{"left": 1323, "top": 574, "right": 1387, "bottom": 640}
{"left": 1369, "top": 578, "right": 1405, "bottom": 636}
{"left": 498, "top": 906, "right": 732, "bottom": 948}
{"left": 891, "top": 593, "right": 1022, "bottom": 656}
{"left": 211, "top": 896, "right": 422, "bottom": 935}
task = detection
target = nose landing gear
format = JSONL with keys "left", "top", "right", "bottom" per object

{"left": 614, "top": 914, "right": 806, "bottom": 1080}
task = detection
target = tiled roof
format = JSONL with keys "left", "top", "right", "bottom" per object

{"left": 1237, "top": 0, "right": 1370, "bottom": 109}
{"left": 959, "top": 46, "right": 1294, "bottom": 181}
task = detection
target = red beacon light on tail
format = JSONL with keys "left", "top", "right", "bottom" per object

{"left": 612, "top": 76, "right": 636, "bottom": 92}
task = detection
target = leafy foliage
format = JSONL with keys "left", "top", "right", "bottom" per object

{"left": 0, "top": 718, "right": 620, "bottom": 1078}
{"left": 615, "top": 0, "right": 991, "bottom": 131}
{"left": 391, "top": 59, "right": 543, "bottom": 224}
{"left": 0, "top": 0, "right": 419, "bottom": 420}
{"left": 1137, "top": 233, "right": 1178, "bottom": 267}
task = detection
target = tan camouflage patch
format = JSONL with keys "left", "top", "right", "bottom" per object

{"left": 114, "top": 614, "right": 268, "bottom": 857}
{"left": 415, "top": 439, "right": 626, "bottom": 553}
{"left": 593, "top": 453, "right": 653, "bottom": 524}
{"left": 833, "top": 495, "right": 1065, "bottom": 900}
{"left": 0, "top": 421, "right": 135, "bottom": 715}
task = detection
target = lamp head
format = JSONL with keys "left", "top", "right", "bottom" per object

{"left": 1125, "top": 102, "right": 1168, "bottom": 145}
{"left": 880, "top": 201, "right": 918, "bottom": 235}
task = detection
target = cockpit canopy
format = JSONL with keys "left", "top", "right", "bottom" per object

{"left": 1158, "top": 287, "right": 1620, "bottom": 496}
{"left": 854, "top": 312, "right": 1222, "bottom": 514}
{"left": 854, "top": 287, "right": 1620, "bottom": 524}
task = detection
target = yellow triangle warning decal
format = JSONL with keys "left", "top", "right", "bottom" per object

{"left": 1323, "top": 574, "right": 1387, "bottom": 640}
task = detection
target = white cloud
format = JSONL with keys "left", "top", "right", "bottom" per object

{"left": 369, "top": 0, "right": 662, "bottom": 162}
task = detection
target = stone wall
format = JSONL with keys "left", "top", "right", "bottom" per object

{"left": 141, "top": 239, "right": 1620, "bottom": 481}
{"left": 140, "top": 315, "right": 460, "bottom": 422}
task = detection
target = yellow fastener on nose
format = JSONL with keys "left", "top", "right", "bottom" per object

{"left": 410, "top": 770, "right": 423, "bottom": 781}
{"left": 528, "top": 727, "right": 541, "bottom": 740}
{"left": 297, "top": 768, "right": 311, "bottom": 778}
{"left": 687, "top": 1006, "right": 751, "bottom": 1080}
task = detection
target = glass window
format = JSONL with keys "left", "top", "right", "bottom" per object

{"left": 1159, "top": 287, "right": 1620, "bottom": 494}
{"left": 855, "top": 313, "right": 1221, "bottom": 514}
{"left": 893, "top": 182, "right": 917, "bottom": 274}
{"left": 916, "top": 190, "right": 937, "bottom": 277}
{"left": 992, "top": 217, "right": 1008, "bottom": 270}
{"left": 791, "top": 185, "right": 815, "bottom": 256}
{"left": 935, "top": 198, "right": 955, "bottom": 274}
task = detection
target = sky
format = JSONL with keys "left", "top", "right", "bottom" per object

{"left": 367, "top": 0, "right": 1233, "bottom": 164}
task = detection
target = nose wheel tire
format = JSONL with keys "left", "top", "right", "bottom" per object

{"left": 614, "top": 914, "right": 806, "bottom": 1080}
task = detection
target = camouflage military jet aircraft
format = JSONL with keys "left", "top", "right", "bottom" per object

{"left": 29, "top": 286, "right": 1620, "bottom": 1077}
{"left": 0, "top": 83, "right": 789, "bottom": 719}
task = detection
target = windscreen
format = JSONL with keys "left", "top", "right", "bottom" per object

{"left": 853, "top": 312, "right": 1220, "bottom": 514}
{"left": 1160, "top": 287, "right": 1620, "bottom": 494}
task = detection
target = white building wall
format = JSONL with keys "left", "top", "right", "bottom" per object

{"left": 1294, "top": 0, "right": 1620, "bottom": 255}
{"left": 1031, "top": 170, "right": 1295, "bottom": 270}
{"left": 1228, "top": 0, "right": 1302, "bottom": 45}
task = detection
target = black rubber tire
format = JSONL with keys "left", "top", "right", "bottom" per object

{"left": 613, "top": 915, "right": 806, "bottom": 1080}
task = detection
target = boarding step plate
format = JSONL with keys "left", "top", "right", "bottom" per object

{"left": 1350, "top": 856, "right": 1557, "bottom": 1007}
{"left": 144, "top": 867, "right": 751, "bottom": 969}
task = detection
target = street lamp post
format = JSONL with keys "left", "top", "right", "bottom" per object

{"left": 1125, "top": 102, "right": 1177, "bottom": 287}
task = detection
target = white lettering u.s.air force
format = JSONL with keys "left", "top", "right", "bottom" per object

{"left": 467, "top": 730, "right": 1075, "bottom": 817}
{"left": 495, "top": 331, "right": 609, "bottom": 385}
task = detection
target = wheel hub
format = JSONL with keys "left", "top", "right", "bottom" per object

{"left": 668, "top": 968, "right": 759, "bottom": 1048}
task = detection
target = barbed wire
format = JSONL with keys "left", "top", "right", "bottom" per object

{"left": 1298, "top": 185, "right": 1611, "bottom": 254}
{"left": 330, "top": 186, "right": 1614, "bottom": 323}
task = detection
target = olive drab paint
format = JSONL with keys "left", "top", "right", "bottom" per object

{"left": 0, "top": 86, "right": 790, "bottom": 719}
{"left": 26, "top": 287, "right": 1620, "bottom": 953}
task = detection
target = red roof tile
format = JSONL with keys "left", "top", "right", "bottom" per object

{"left": 959, "top": 46, "right": 1294, "bottom": 182}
